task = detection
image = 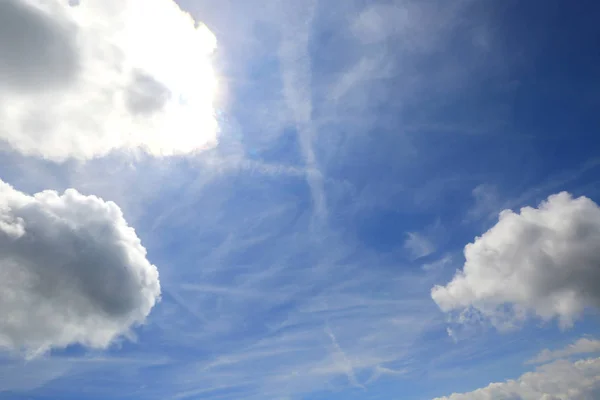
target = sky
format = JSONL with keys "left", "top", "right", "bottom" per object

{"left": 0, "top": 0, "right": 600, "bottom": 399}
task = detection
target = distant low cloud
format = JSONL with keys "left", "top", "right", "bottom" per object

{"left": 528, "top": 338, "right": 600, "bottom": 365}
{"left": 0, "top": 179, "right": 160, "bottom": 356}
{"left": 0, "top": 0, "right": 218, "bottom": 161}
{"left": 434, "top": 357, "right": 600, "bottom": 400}
{"left": 432, "top": 192, "right": 600, "bottom": 329}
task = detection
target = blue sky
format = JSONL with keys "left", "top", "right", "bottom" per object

{"left": 1, "top": 0, "right": 600, "bottom": 399}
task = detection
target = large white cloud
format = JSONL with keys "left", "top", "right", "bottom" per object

{"left": 0, "top": 0, "right": 218, "bottom": 161}
{"left": 434, "top": 357, "right": 600, "bottom": 400}
{"left": 0, "top": 179, "right": 160, "bottom": 355}
{"left": 432, "top": 192, "right": 600, "bottom": 329}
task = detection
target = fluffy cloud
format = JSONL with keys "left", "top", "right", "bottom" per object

{"left": 528, "top": 338, "right": 600, "bottom": 365}
{"left": 433, "top": 357, "right": 600, "bottom": 400}
{"left": 0, "top": 179, "right": 160, "bottom": 355}
{"left": 432, "top": 192, "right": 600, "bottom": 329}
{"left": 0, "top": 0, "right": 218, "bottom": 161}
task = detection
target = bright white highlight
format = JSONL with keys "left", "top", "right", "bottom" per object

{"left": 0, "top": 0, "right": 219, "bottom": 161}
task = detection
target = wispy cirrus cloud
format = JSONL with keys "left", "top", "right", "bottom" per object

{"left": 0, "top": 179, "right": 160, "bottom": 356}
{"left": 404, "top": 232, "right": 436, "bottom": 260}
{"left": 2, "top": 1, "right": 599, "bottom": 400}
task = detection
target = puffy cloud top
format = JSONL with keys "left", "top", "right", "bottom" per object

{"left": 0, "top": 0, "right": 218, "bottom": 161}
{"left": 434, "top": 357, "right": 600, "bottom": 400}
{"left": 432, "top": 192, "right": 600, "bottom": 329}
{"left": 0, "top": 179, "right": 160, "bottom": 355}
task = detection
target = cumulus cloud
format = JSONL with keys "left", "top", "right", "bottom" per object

{"left": 0, "top": 179, "right": 160, "bottom": 355}
{"left": 0, "top": 0, "right": 218, "bottom": 161}
{"left": 528, "top": 338, "right": 600, "bottom": 365}
{"left": 432, "top": 192, "right": 600, "bottom": 329}
{"left": 433, "top": 357, "right": 600, "bottom": 400}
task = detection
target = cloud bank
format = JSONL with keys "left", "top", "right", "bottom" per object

{"left": 528, "top": 338, "right": 600, "bottom": 365}
{"left": 432, "top": 192, "right": 600, "bottom": 329}
{"left": 0, "top": 0, "right": 218, "bottom": 161}
{"left": 0, "top": 179, "right": 160, "bottom": 355}
{"left": 434, "top": 357, "right": 600, "bottom": 400}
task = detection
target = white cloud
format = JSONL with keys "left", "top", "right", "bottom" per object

{"left": 466, "top": 184, "right": 500, "bottom": 221}
{"left": 422, "top": 254, "right": 453, "bottom": 272}
{"left": 0, "top": 0, "right": 218, "bottom": 161}
{"left": 0, "top": 179, "right": 160, "bottom": 356}
{"left": 433, "top": 357, "right": 600, "bottom": 400}
{"left": 432, "top": 192, "right": 600, "bottom": 329}
{"left": 528, "top": 338, "right": 600, "bottom": 365}
{"left": 351, "top": 1, "right": 474, "bottom": 52}
{"left": 404, "top": 232, "right": 435, "bottom": 260}
{"left": 352, "top": 2, "right": 430, "bottom": 48}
